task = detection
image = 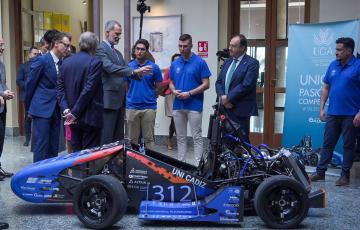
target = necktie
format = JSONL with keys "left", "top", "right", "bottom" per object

{"left": 112, "top": 47, "right": 120, "bottom": 62}
{"left": 55, "top": 60, "right": 62, "bottom": 74}
{"left": 225, "top": 59, "right": 238, "bottom": 94}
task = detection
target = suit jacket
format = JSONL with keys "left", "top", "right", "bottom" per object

{"left": 25, "top": 52, "right": 59, "bottom": 118}
{"left": 57, "top": 51, "right": 103, "bottom": 128}
{"left": 16, "top": 61, "right": 32, "bottom": 102}
{"left": 215, "top": 54, "right": 259, "bottom": 121}
{"left": 0, "top": 61, "right": 9, "bottom": 113}
{"left": 95, "top": 41, "right": 133, "bottom": 110}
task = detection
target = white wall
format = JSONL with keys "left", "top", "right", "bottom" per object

{"left": 319, "top": 0, "right": 360, "bottom": 53}
{"left": 101, "top": 0, "right": 219, "bottom": 136}
{"left": 100, "top": 0, "right": 125, "bottom": 52}
{"left": 319, "top": 0, "right": 360, "bottom": 23}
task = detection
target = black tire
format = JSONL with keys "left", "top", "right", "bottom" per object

{"left": 254, "top": 175, "right": 309, "bottom": 229}
{"left": 73, "top": 175, "right": 128, "bottom": 229}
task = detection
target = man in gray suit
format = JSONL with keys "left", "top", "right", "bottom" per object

{"left": 95, "top": 20, "right": 152, "bottom": 145}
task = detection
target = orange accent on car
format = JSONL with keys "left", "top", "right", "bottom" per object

{"left": 74, "top": 145, "right": 123, "bottom": 165}
{"left": 127, "top": 151, "right": 188, "bottom": 184}
{"left": 320, "top": 187, "right": 326, "bottom": 208}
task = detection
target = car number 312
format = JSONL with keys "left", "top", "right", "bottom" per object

{"left": 149, "top": 185, "right": 193, "bottom": 202}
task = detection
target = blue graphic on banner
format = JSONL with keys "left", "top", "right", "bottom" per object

{"left": 283, "top": 20, "right": 359, "bottom": 155}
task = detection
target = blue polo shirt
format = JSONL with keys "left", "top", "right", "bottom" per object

{"left": 126, "top": 59, "right": 163, "bottom": 110}
{"left": 323, "top": 55, "right": 360, "bottom": 116}
{"left": 170, "top": 53, "right": 211, "bottom": 112}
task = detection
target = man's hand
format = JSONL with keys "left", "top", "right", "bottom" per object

{"left": 62, "top": 109, "right": 71, "bottom": 117}
{"left": 176, "top": 91, "right": 191, "bottom": 100}
{"left": 173, "top": 89, "right": 182, "bottom": 98}
{"left": 64, "top": 112, "right": 77, "bottom": 125}
{"left": 354, "top": 111, "right": 360, "bottom": 127}
{"left": 221, "top": 95, "right": 233, "bottom": 109}
{"left": 320, "top": 109, "right": 326, "bottom": 122}
{"left": 3, "top": 90, "right": 15, "bottom": 100}
{"left": 134, "top": 65, "right": 153, "bottom": 77}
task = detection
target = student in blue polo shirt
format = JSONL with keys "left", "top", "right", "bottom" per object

{"left": 169, "top": 34, "right": 211, "bottom": 165}
{"left": 126, "top": 39, "right": 162, "bottom": 148}
{"left": 310, "top": 37, "right": 360, "bottom": 186}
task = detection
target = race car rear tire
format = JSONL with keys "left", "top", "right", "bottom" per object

{"left": 254, "top": 175, "right": 309, "bottom": 229}
{"left": 73, "top": 175, "right": 128, "bottom": 229}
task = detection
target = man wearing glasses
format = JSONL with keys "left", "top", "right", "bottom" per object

{"left": 125, "top": 39, "right": 162, "bottom": 148}
{"left": 25, "top": 32, "right": 71, "bottom": 162}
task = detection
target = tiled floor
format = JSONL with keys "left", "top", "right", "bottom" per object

{"left": 0, "top": 136, "right": 360, "bottom": 229}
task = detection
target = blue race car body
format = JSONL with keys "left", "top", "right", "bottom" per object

{"left": 11, "top": 105, "right": 326, "bottom": 229}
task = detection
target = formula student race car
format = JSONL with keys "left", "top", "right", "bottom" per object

{"left": 11, "top": 104, "right": 325, "bottom": 229}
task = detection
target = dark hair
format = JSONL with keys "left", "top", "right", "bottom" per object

{"left": 134, "top": 39, "right": 150, "bottom": 50}
{"left": 43, "top": 29, "right": 60, "bottom": 44}
{"left": 336, "top": 37, "right": 355, "bottom": 52}
{"left": 29, "top": 46, "right": 38, "bottom": 52}
{"left": 179, "top": 34, "right": 192, "bottom": 44}
{"left": 171, "top": 53, "right": 181, "bottom": 62}
{"left": 232, "top": 34, "right": 248, "bottom": 49}
{"left": 40, "top": 37, "right": 47, "bottom": 46}
{"left": 50, "top": 32, "right": 69, "bottom": 49}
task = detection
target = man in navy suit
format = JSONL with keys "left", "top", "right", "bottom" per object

{"left": 95, "top": 20, "right": 152, "bottom": 145}
{"left": 57, "top": 32, "right": 103, "bottom": 151}
{"left": 16, "top": 46, "right": 38, "bottom": 146}
{"left": 215, "top": 34, "right": 259, "bottom": 143}
{"left": 26, "top": 32, "right": 71, "bottom": 162}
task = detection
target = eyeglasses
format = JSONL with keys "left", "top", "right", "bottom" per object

{"left": 135, "top": 47, "right": 146, "bottom": 52}
{"left": 59, "top": 41, "right": 70, "bottom": 48}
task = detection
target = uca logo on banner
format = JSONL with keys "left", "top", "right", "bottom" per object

{"left": 313, "top": 28, "right": 334, "bottom": 46}
{"left": 312, "top": 28, "right": 335, "bottom": 66}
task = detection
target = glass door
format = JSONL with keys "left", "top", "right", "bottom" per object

{"left": 235, "top": 0, "right": 308, "bottom": 147}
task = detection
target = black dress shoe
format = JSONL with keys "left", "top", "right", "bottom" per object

{"left": 0, "top": 222, "right": 9, "bottom": 229}
{"left": 23, "top": 141, "right": 29, "bottom": 146}
{"left": 0, "top": 167, "right": 13, "bottom": 177}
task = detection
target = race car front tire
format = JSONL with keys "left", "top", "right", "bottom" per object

{"left": 73, "top": 175, "right": 128, "bottom": 229}
{"left": 254, "top": 175, "right": 309, "bottom": 229}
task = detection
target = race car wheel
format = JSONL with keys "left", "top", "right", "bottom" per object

{"left": 73, "top": 175, "right": 128, "bottom": 229}
{"left": 254, "top": 175, "right": 309, "bottom": 229}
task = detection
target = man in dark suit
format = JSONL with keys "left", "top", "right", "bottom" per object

{"left": 215, "top": 34, "right": 259, "bottom": 143}
{"left": 16, "top": 46, "right": 38, "bottom": 146}
{"left": 26, "top": 32, "right": 71, "bottom": 162}
{"left": 95, "top": 20, "right": 152, "bottom": 145}
{"left": 57, "top": 32, "right": 103, "bottom": 151}
{"left": 0, "top": 37, "right": 15, "bottom": 181}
